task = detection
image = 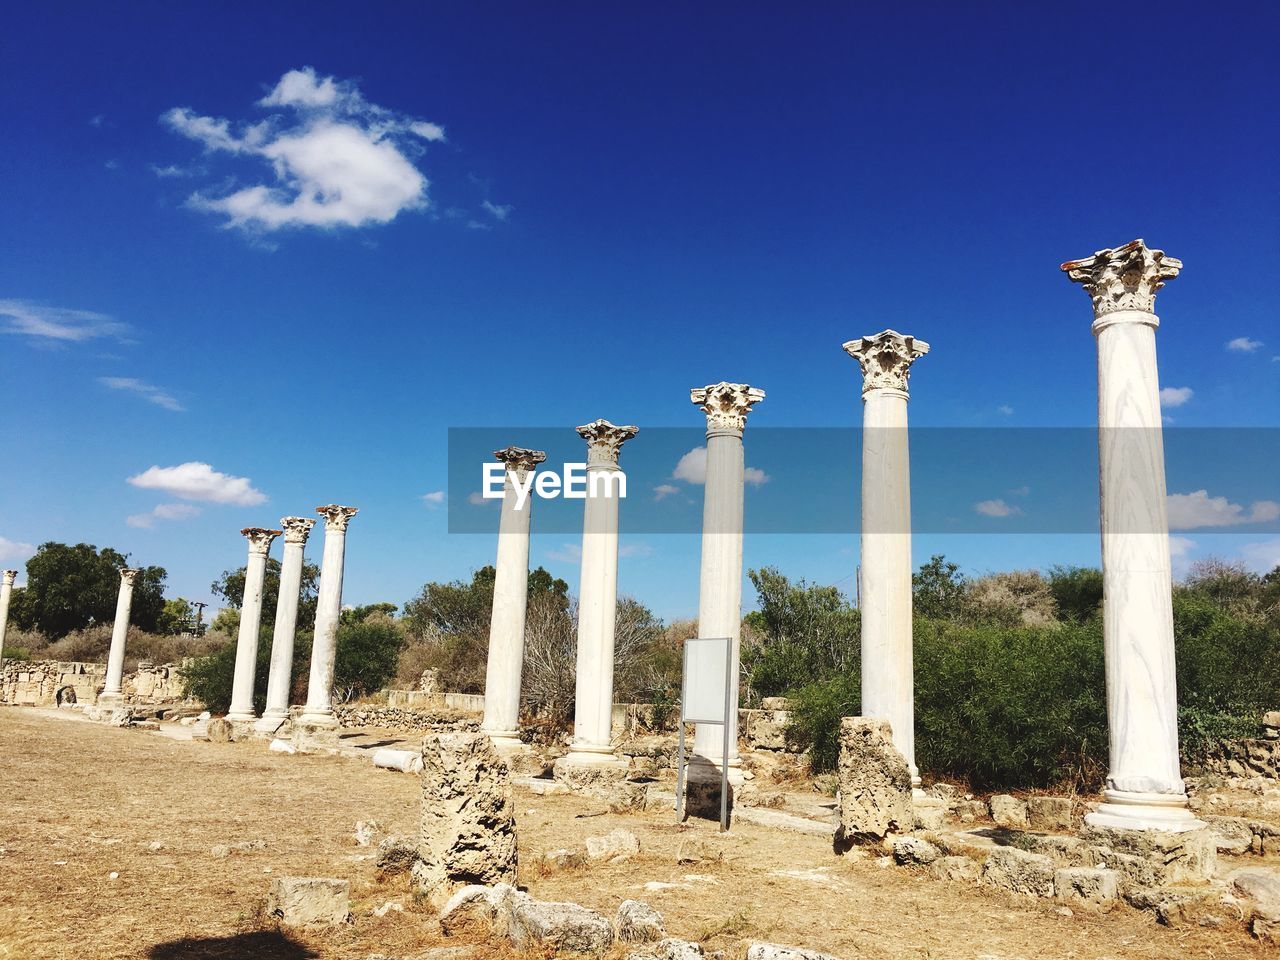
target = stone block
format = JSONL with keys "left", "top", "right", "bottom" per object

{"left": 913, "top": 796, "right": 947, "bottom": 831}
{"left": 746, "top": 942, "right": 842, "bottom": 960}
{"left": 615, "top": 899, "right": 664, "bottom": 942}
{"left": 413, "top": 733, "right": 517, "bottom": 907}
{"left": 1231, "top": 867, "right": 1280, "bottom": 941}
{"left": 834, "top": 718, "right": 913, "bottom": 845}
{"left": 266, "top": 877, "right": 350, "bottom": 927}
{"left": 438, "top": 883, "right": 520, "bottom": 935}
{"left": 375, "top": 835, "right": 418, "bottom": 875}
{"left": 508, "top": 897, "right": 614, "bottom": 953}
{"left": 892, "top": 836, "right": 941, "bottom": 866}
{"left": 1053, "top": 867, "right": 1119, "bottom": 905}
{"left": 628, "top": 939, "right": 705, "bottom": 960}
{"left": 1027, "top": 796, "right": 1073, "bottom": 833}
{"left": 353, "top": 819, "right": 385, "bottom": 846}
{"left": 586, "top": 828, "right": 640, "bottom": 862}
{"left": 1082, "top": 825, "right": 1216, "bottom": 886}
{"left": 954, "top": 799, "right": 987, "bottom": 823}
{"left": 981, "top": 846, "right": 1056, "bottom": 898}
{"left": 926, "top": 855, "right": 982, "bottom": 882}
{"left": 989, "top": 794, "right": 1028, "bottom": 829}
{"left": 1204, "top": 815, "right": 1254, "bottom": 855}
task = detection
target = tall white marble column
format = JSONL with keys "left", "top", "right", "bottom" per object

{"left": 299, "top": 505, "right": 359, "bottom": 727}
{"left": 844, "top": 331, "right": 928, "bottom": 789}
{"left": 255, "top": 516, "right": 315, "bottom": 733}
{"left": 565, "top": 420, "right": 639, "bottom": 765}
{"left": 0, "top": 570, "right": 17, "bottom": 670}
{"left": 1062, "top": 239, "right": 1203, "bottom": 832}
{"left": 226, "top": 527, "right": 281, "bottom": 721}
{"left": 98, "top": 568, "right": 140, "bottom": 707}
{"left": 690, "top": 383, "right": 765, "bottom": 778}
{"left": 481, "top": 446, "right": 547, "bottom": 749}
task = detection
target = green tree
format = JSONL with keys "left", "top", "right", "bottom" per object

{"left": 333, "top": 614, "right": 405, "bottom": 702}
{"left": 911, "top": 555, "right": 967, "bottom": 621}
{"left": 341, "top": 602, "right": 398, "bottom": 625}
{"left": 211, "top": 558, "right": 320, "bottom": 631}
{"left": 12, "top": 542, "right": 166, "bottom": 638}
{"left": 156, "top": 597, "right": 194, "bottom": 635}
{"left": 1047, "top": 565, "right": 1104, "bottom": 623}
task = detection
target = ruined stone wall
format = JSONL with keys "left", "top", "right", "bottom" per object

{"left": 0, "top": 660, "right": 189, "bottom": 706}
{"left": 334, "top": 704, "right": 481, "bottom": 733}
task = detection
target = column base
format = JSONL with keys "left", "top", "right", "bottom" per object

{"left": 481, "top": 728, "right": 524, "bottom": 751}
{"left": 1084, "top": 788, "right": 1206, "bottom": 833}
{"left": 225, "top": 709, "right": 257, "bottom": 722}
{"left": 561, "top": 744, "right": 623, "bottom": 766}
{"left": 297, "top": 711, "right": 338, "bottom": 729}
{"left": 97, "top": 692, "right": 124, "bottom": 709}
{"left": 687, "top": 754, "right": 745, "bottom": 787}
{"left": 252, "top": 714, "right": 288, "bottom": 736}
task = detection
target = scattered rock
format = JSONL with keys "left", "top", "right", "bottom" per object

{"left": 586, "top": 828, "right": 640, "bottom": 862}
{"left": 206, "top": 718, "right": 234, "bottom": 743}
{"left": 146, "top": 841, "right": 166, "bottom": 853}
{"left": 1231, "top": 867, "right": 1280, "bottom": 941}
{"left": 1204, "top": 815, "right": 1254, "bottom": 855}
{"left": 1053, "top": 867, "right": 1119, "bottom": 906}
{"left": 616, "top": 899, "right": 664, "bottom": 942}
{"left": 926, "top": 855, "right": 982, "bottom": 882}
{"left": 508, "top": 897, "right": 614, "bottom": 953}
{"left": 675, "top": 839, "right": 722, "bottom": 865}
{"left": 834, "top": 718, "right": 913, "bottom": 844}
{"left": 912, "top": 797, "right": 947, "bottom": 831}
{"left": 954, "top": 800, "right": 988, "bottom": 823}
{"left": 437, "top": 883, "right": 519, "bottom": 936}
{"left": 210, "top": 845, "right": 230, "bottom": 859}
{"left": 268, "top": 738, "right": 296, "bottom": 754}
{"left": 747, "top": 942, "right": 842, "bottom": 960}
{"left": 413, "top": 733, "right": 518, "bottom": 908}
{"left": 892, "top": 837, "right": 941, "bottom": 866}
{"left": 376, "top": 835, "right": 418, "bottom": 876}
{"left": 1027, "top": 797, "right": 1073, "bottom": 833}
{"left": 1082, "top": 825, "right": 1216, "bottom": 886}
{"left": 989, "top": 795, "right": 1028, "bottom": 829}
{"left": 266, "top": 876, "right": 351, "bottom": 927}
{"left": 373, "top": 900, "right": 403, "bottom": 917}
{"left": 627, "top": 939, "right": 706, "bottom": 960}
{"left": 354, "top": 820, "right": 386, "bottom": 847}
{"left": 981, "top": 846, "right": 1056, "bottom": 898}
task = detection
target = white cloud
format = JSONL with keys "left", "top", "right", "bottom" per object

{"left": 653, "top": 483, "right": 680, "bottom": 501}
{"left": 98, "top": 377, "right": 184, "bottom": 412}
{"left": 127, "top": 462, "right": 266, "bottom": 506}
{"left": 974, "top": 499, "right": 1022, "bottom": 518}
{"left": 1159, "top": 386, "right": 1193, "bottom": 408}
{"left": 0, "top": 537, "right": 35, "bottom": 565}
{"left": 126, "top": 503, "right": 201, "bottom": 529}
{"left": 1167, "top": 490, "right": 1280, "bottom": 529}
{"left": 619, "top": 542, "right": 654, "bottom": 558}
{"left": 150, "top": 163, "right": 202, "bottom": 178}
{"left": 481, "top": 200, "right": 512, "bottom": 221}
{"left": 672, "top": 447, "right": 768, "bottom": 486}
{"left": 997, "top": 404, "right": 1014, "bottom": 416}
{"left": 547, "top": 543, "right": 582, "bottom": 563}
{"left": 1240, "top": 539, "right": 1280, "bottom": 573}
{"left": 422, "top": 490, "right": 445, "bottom": 507}
{"left": 0, "top": 299, "right": 130, "bottom": 343}
{"left": 89, "top": 114, "right": 106, "bottom": 128}
{"left": 1226, "top": 336, "right": 1264, "bottom": 353}
{"left": 1009, "top": 486, "right": 1031, "bottom": 497}
{"left": 161, "top": 66, "right": 446, "bottom": 231}
{"left": 467, "top": 491, "right": 500, "bottom": 507}
{"left": 1168, "top": 535, "right": 1197, "bottom": 576}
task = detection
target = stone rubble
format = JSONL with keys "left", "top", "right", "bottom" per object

{"left": 265, "top": 876, "right": 350, "bottom": 927}
{"left": 834, "top": 718, "right": 914, "bottom": 845}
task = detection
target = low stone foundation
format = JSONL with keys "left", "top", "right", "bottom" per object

{"left": 0, "top": 659, "right": 192, "bottom": 707}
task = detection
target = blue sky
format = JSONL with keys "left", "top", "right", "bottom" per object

{"left": 2, "top": 4, "right": 1278, "bottom": 620}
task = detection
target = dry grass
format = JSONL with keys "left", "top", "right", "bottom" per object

{"left": 0, "top": 708, "right": 1269, "bottom": 960}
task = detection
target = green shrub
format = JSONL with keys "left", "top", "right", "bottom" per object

{"left": 332, "top": 614, "right": 404, "bottom": 702}
{"left": 785, "top": 674, "right": 860, "bottom": 771}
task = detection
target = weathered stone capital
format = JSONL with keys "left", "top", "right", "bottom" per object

{"left": 2, "top": 570, "right": 16, "bottom": 586}
{"left": 119, "top": 568, "right": 140, "bottom": 585}
{"left": 493, "top": 445, "right": 547, "bottom": 481}
{"left": 241, "top": 527, "right": 282, "bottom": 554}
{"left": 576, "top": 419, "right": 639, "bottom": 466}
{"left": 843, "top": 330, "right": 929, "bottom": 397}
{"left": 280, "top": 516, "right": 317, "bottom": 545}
{"left": 316, "top": 504, "right": 359, "bottom": 533}
{"left": 691, "top": 382, "right": 765, "bottom": 436}
{"left": 1061, "top": 239, "right": 1181, "bottom": 320}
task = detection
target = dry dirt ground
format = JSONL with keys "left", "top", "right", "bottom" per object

{"left": 0, "top": 707, "right": 1266, "bottom": 960}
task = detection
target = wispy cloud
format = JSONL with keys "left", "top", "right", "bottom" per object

{"left": 672, "top": 447, "right": 768, "bottom": 487}
{"left": 422, "top": 490, "right": 445, "bottom": 507}
{"left": 997, "top": 404, "right": 1014, "bottom": 416}
{"left": 481, "top": 200, "right": 512, "bottom": 222}
{"left": 547, "top": 543, "right": 582, "bottom": 563}
{"left": 0, "top": 537, "right": 36, "bottom": 565}
{"left": 1226, "top": 336, "right": 1264, "bottom": 353}
{"left": 126, "top": 503, "right": 201, "bottom": 529}
{"left": 98, "top": 377, "right": 184, "bottom": 412}
{"left": 128, "top": 462, "right": 266, "bottom": 506}
{"left": 0, "top": 299, "right": 130, "bottom": 344}
{"left": 974, "top": 498, "right": 1022, "bottom": 518}
{"left": 1159, "top": 386, "right": 1194, "bottom": 408}
{"left": 1240, "top": 538, "right": 1280, "bottom": 573}
{"left": 653, "top": 483, "right": 680, "bottom": 502}
{"left": 161, "top": 66, "right": 446, "bottom": 232}
{"left": 1167, "top": 490, "right": 1280, "bottom": 529}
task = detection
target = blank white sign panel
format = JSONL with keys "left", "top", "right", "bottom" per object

{"left": 681, "top": 637, "right": 731, "bottom": 724}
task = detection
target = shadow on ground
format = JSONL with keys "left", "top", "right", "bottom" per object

{"left": 148, "top": 929, "right": 318, "bottom": 959}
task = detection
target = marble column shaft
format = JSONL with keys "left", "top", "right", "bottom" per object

{"left": 300, "top": 505, "right": 358, "bottom": 727}
{"left": 691, "top": 382, "right": 764, "bottom": 775}
{"left": 566, "top": 421, "right": 638, "bottom": 764}
{"left": 0, "top": 570, "right": 17, "bottom": 669}
{"left": 100, "top": 568, "right": 140, "bottom": 705}
{"left": 481, "top": 446, "right": 546, "bottom": 748}
{"left": 256, "top": 516, "right": 316, "bottom": 732}
{"left": 227, "top": 527, "right": 281, "bottom": 721}
{"left": 1063, "top": 239, "right": 1203, "bottom": 832}
{"left": 844, "top": 330, "right": 928, "bottom": 789}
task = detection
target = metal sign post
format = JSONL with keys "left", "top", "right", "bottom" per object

{"left": 674, "top": 636, "right": 734, "bottom": 832}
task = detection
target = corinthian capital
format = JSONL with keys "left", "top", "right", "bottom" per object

{"left": 843, "top": 330, "right": 929, "bottom": 396}
{"left": 1061, "top": 239, "right": 1181, "bottom": 319}
{"left": 119, "top": 568, "right": 140, "bottom": 585}
{"left": 576, "top": 419, "right": 639, "bottom": 466}
{"left": 2, "top": 570, "right": 16, "bottom": 586}
{"left": 241, "top": 527, "right": 282, "bottom": 555}
{"left": 316, "top": 504, "right": 359, "bottom": 533}
{"left": 493, "top": 446, "right": 547, "bottom": 480}
{"left": 280, "top": 516, "right": 317, "bottom": 545}
{"left": 691, "top": 382, "right": 765, "bottom": 436}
